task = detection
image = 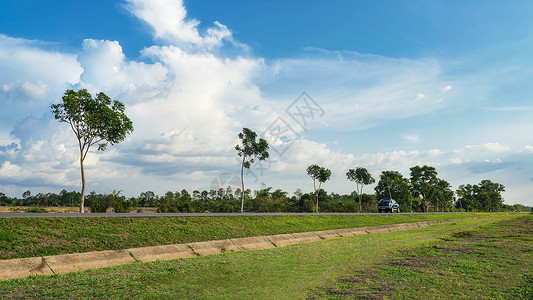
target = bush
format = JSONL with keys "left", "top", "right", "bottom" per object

{"left": 109, "top": 191, "right": 131, "bottom": 213}
{"left": 89, "top": 195, "right": 109, "bottom": 213}
{"left": 24, "top": 207, "right": 48, "bottom": 213}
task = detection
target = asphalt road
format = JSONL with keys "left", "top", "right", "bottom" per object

{"left": 0, "top": 212, "right": 461, "bottom": 218}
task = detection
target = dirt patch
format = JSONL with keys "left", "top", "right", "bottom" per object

{"left": 391, "top": 257, "right": 430, "bottom": 268}
{"left": 308, "top": 271, "right": 393, "bottom": 299}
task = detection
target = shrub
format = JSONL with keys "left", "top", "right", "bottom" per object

{"left": 24, "top": 207, "right": 48, "bottom": 213}
{"left": 109, "top": 191, "right": 131, "bottom": 213}
{"left": 89, "top": 195, "right": 109, "bottom": 213}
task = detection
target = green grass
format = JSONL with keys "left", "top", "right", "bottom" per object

{"left": 0, "top": 213, "right": 489, "bottom": 259}
{"left": 1, "top": 214, "right": 525, "bottom": 299}
{"left": 311, "top": 214, "right": 532, "bottom": 299}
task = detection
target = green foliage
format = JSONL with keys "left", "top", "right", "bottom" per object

{"left": 51, "top": 89, "right": 134, "bottom": 151}
{"left": 456, "top": 180, "right": 505, "bottom": 211}
{"left": 88, "top": 194, "right": 109, "bottom": 213}
{"left": 157, "top": 190, "right": 194, "bottom": 213}
{"left": 109, "top": 191, "right": 132, "bottom": 213}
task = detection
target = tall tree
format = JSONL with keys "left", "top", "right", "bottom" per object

{"left": 51, "top": 89, "right": 133, "bottom": 213}
{"left": 409, "top": 165, "right": 438, "bottom": 212}
{"left": 306, "top": 164, "right": 331, "bottom": 212}
{"left": 346, "top": 167, "right": 375, "bottom": 213}
{"left": 235, "top": 127, "right": 269, "bottom": 212}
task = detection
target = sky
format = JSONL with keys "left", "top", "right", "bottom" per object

{"left": 0, "top": 0, "right": 532, "bottom": 206}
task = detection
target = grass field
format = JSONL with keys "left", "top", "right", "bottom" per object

{"left": 1, "top": 214, "right": 530, "bottom": 299}
{"left": 0, "top": 213, "right": 489, "bottom": 260}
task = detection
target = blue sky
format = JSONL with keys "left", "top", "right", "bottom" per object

{"left": 0, "top": 0, "right": 532, "bottom": 205}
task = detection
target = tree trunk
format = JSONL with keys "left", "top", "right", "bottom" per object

{"left": 240, "top": 156, "right": 245, "bottom": 213}
{"left": 358, "top": 194, "right": 362, "bottom": 213}
{"left": 314, "top": 180, "right": 319, "bottom": 213}
{"left": 79, "top": 154, "right": 86, "bottom": 213}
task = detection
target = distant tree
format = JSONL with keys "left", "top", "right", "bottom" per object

{"left": 139, "top": 191, "right": 157, "bottom": 207}
{"left": 51, "top": 89, "right": 133, "bottom": 213}
{"left": 346, "top": 167, "right": 375, "bottom": 213}
{"left": 374, "top": 171, "right": 410, "bottom": 211}
{"left": 475, "top": 180, "right": 505, "bottom": 211}
{"left": 0, "top": 193, "right": 11, "bottom": 206}
{"left": 306, "top": 164, "right": 331, "bottom": 212}
{"left": 235, "top": 127, "right": 269, "bottom": 212}
{"left": 456, "top": 184, "right": 475, "bottom": 211}
{"left": 410, "top": 165, "right": 438, "bottom": 212}
{"left": 430, "top": 179, "right": 453, "bottom": 212}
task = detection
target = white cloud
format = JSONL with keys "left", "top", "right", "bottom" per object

{"left": 442, "top": 85, "right": 452, "bottom": 92}
{"left": 415, "top": 93, "right": 426, "bottom": 100}
{"left": 124, "top": 0, "right": 231, "bottom": 49}
{"left": 78, "top": 39, "right": 169, "bottom": 103}
{"left": 404, "top": 135, "right": 419, "bottom": 143}
{"left": 456, "top": 142, "right": 511, "bottom": 154}
{"left": 261, "top": 51, "right": 454, "bottom": 131}
{"left": 0, "top": 35, "right": 81, "bottom": 103}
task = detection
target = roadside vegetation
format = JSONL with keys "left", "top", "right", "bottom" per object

{"left": 0, "top": 213, "right": 489, "bottom": 260}
{"left": 1, "top": 179, "right": 528, "bottom": 214}
{"left": 1, "top": 214, "right": 529, "bottom": 299}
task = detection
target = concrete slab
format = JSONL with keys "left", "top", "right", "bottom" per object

{"left": 188, "top": 239, "right": 241, "bottom": 256}
{"left": 265, "top": 233, "right": 301, "bottom": 247}
{"left": 316, "top": 230, "right": 341, "bottom": 239}
{"left": 346, "top": 229, "right": 369, "bottom": 236}
{"left": 365, "top": 225, "right": 393, "bottom": 234}
{"left": 229, "top": 236, "right": 276, "bottom": 251}
{"left": 45, "top": 249, "right": 135, "bottom": 274}
{"left": 291, "top": 231, "right": 322, "bottom": 243}
{"left": 0, "top": 257, "right": 54, "bottom": 280}
{"left": 330, "top": 228, "right": 356, "bottom": 237}
{"left": 128, "top": 244, "right": 195, "bottom": 262}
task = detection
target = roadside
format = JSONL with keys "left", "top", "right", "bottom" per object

{"left": 0, "top": 213, "right": 490, "bottom": 260}
{"left": 0, "top": 215, "right": 515, "bottom": 299}
{"left": 0, "top": 218, "right": 455, "bottom": 280}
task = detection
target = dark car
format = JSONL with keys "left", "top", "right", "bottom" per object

{"left": 377, "top": 198, "right": 400, "bottom": 213}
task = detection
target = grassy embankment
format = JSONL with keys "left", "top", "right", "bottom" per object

{"left": 0, "top": 212, "right": 489, "bottom": 260}
{"left": 0, "top": 214, "right": 530, "bottom": 299}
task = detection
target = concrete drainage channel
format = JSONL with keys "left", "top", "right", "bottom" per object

{"left": 0, "top": 219, "right": 479, "bottom": 281}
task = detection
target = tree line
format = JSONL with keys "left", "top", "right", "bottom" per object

{"left": 1, "top": 170, "right": 528, "bottom": 213}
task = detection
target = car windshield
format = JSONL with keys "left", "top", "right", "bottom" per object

{"left": 380, "top": 199, "right": 391, "bottom": 203}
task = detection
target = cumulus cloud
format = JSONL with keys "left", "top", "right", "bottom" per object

{"left": 455, "top": 142, "right": 511, "bottom": 154}
{"left": 124, "top": 0, "right": 232, "bottom": 49}
{"left": 77, "top": 39, "right": 169, "bottom": 103}
{"left": 0, "top": 35, "right": 81, "bottom": 104}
